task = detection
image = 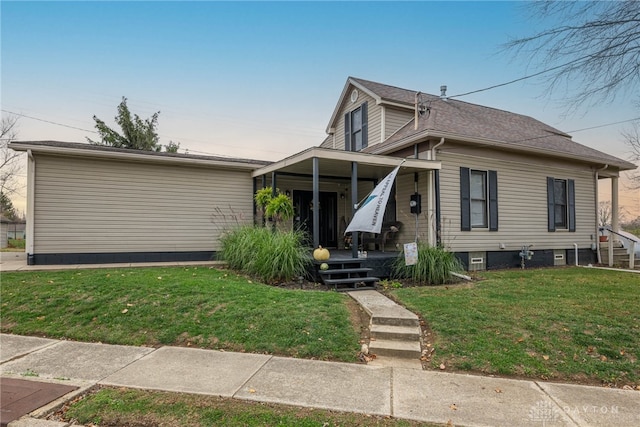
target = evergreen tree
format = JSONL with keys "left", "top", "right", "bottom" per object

{"left": 88, "top": 97, "right": 161, "bottom": 151}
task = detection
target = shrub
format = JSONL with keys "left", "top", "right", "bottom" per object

{"left": 220, "top": 226, "right": 311, "bottom": 283}
{"left": 392, "top": 243, "right": 464, "bottom": 285}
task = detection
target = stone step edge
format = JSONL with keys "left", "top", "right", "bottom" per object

{"left": 368, "top": 339, "right": 422, "bottom": 359}
{"left": 371, "top": 314, "right": 420, "bottom": 328}
{"left": 370, "top": 324, "right": 421, "bottom": 341}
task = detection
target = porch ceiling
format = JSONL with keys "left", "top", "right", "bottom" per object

{"left": 252, "top": 147, "right": 441, "bottom": 180}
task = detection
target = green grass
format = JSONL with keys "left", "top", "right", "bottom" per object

{"left": 390, "top": 267, "right": 640, "bottom": 385}
{"left": 7, "top": 238, "right": 25, "bottom": 249}
{"left": 63, "top": 387, "right": 434, "bottom": 427}
{"left": 1, "top": 267, "right": 359, "bottom": 361}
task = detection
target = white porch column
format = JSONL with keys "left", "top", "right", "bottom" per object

{"left": 611, "top": 176, "right": 619, "bottom": 234}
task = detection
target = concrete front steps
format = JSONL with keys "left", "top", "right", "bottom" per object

{"left": 348, "top": 290, "right": 423, "bottom": 368}
{"left": 600, "top": 243, "right": 639, "bottom": 269}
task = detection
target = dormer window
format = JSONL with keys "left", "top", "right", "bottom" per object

{"left": 344, "top": 102, "right": 368, "bottom": 151}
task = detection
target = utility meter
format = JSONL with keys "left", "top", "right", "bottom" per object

{"left": 410, "top": 193, "right": 421, "bottom": 214}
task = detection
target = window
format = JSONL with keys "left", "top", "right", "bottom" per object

{"left": 460, "top": 167, "right": 498, "bottom": 231}
{"left": 470, "top": 170, "right": 487, "bottom": 228}
{"left": 344, "top": 102, "right": 368, "bottom": 151}
{"left": 547, "top": 177, "right": 575, "bottom": 232}
{"left": 554, "top": 179, "right": 567, "bottom": 228}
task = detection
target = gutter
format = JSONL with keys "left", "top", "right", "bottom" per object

{"left": 366, "top": 130, "right": 636, "bottom": 171}
{"left": 9, "top": 143, "right": 264, "bottom": 171}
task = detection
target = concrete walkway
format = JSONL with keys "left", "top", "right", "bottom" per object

{"left": 1, "top": 334, "right": 639, "bottom": 427}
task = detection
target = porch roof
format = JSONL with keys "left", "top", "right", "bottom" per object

{"left": 251, "top": 147, "right": 440, "bottom": 180}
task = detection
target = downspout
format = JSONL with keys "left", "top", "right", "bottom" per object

{"left": 594, "top": 164, "right": 608, "bottom": 264}
{"left": 431, "top": 137, "right": 445, "bottom": 160}
{"left": 430, "top": 138, "right": 445, "bottom": 246}
{"left": 26, "top": 150, "right": 36, "bottom": 265}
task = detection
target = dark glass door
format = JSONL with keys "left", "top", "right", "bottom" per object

{"left": 293, "top": 190, "right": 337, "bottom": 248}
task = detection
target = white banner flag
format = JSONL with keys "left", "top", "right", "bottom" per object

{"left": 345, "top": 164, "right": 401, "bottom": 234}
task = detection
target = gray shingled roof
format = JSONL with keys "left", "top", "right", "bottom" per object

{"left": 350, "top": 77, "right": 635, "bottom": 170}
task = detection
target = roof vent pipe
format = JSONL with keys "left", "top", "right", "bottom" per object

{"left": 440, "top": 85, "right": 447, "bottom": 100}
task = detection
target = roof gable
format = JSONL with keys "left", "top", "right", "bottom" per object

{"left": 325, "top": 77, "right": 415, "bottom": 133}
{"left": 326, "top": 77, "right": 635, "bottom": 171}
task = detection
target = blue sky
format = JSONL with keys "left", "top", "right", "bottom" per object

{"left": 2, "top": 1, "right": 638, "bottom": 216}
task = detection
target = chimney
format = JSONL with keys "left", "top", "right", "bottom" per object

{"left": 440, "top": 85, "right": 448, "bottom": 100}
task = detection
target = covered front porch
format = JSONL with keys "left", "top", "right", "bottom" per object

{"left": 252, "top": 147, "right": 441, "bottom": 260}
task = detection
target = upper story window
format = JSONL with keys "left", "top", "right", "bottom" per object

{"left": 460, "top": 167, "right": 498, "bottom": 231}
{"left": 547, "top": 177, "right": 575, "bottom": 232}
{"left": 344, "top": 102, "right": 368, "bottom": 151}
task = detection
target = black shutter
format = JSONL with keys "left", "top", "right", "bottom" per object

{"left": 361, "top": 102, "right": 368, "bottom": 149}
{"left": 568, "top": 179, "right": 576, "bottom": 232}
{"left": 344, "top": 112, "right": 351, "bottom": 151}
{"left": 489, "top": 170, "right": 498, "bottom": 231}
{"left": 460, "top": 167, "right": 471, "bottom": 231}
{"left": 547, "top": 177, "right": 555, "bottom": 232}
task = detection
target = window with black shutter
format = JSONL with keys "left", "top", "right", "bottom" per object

{"left": 460, "top": 167, "right": 498, "bottom": 231}
{"left": 344, "top": 102, "right": 368, "bottom": 151}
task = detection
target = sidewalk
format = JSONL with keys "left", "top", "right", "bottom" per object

{"left": 1, "top": 334, "right": 639, "bottom": 426}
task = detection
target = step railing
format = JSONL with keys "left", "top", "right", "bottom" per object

{"left": 600, "top": 227, "right": 638, "bottom": 268}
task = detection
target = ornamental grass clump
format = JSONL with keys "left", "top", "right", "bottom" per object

{"left": 392, "top": 243, "right": 464, "bottom": 285}
{"left": 220, "top": 226, "right": 310, "bottom": 284}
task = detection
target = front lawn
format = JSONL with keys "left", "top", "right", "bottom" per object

{"left": 0, "top": 267, "right": 360, "bottom": 361}
{"left": 390, "top": 267, "right": 640, "bottom": 386}
{"left": 60, "top": 387, "right": 433, "bottom": 427}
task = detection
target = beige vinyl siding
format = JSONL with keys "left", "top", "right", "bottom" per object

{"left": 332, "top": 89, "right": 381, "bottom": 151}
{"left": 384, "top": 106, "right": 413, "bottom": 140}
{"left": 34, "top": 154, "right": 253, "bottom": 254}
{"left": 437, "top": 146, "right": 597, "bottom": 252}
{"left": 394, "top": 172, "right": 432, "bottom": 245}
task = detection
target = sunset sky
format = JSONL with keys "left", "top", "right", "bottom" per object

{"left": 2, "top": 1, "right": 638, "bottom": 218}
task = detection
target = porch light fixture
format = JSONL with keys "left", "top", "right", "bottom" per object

{"left": 285, "top": 190, "right": 291, "bottom": 197}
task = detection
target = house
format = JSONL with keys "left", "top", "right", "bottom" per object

{"left": 10, "top": 77, "right": 636, "bottom": 270}
{"left": 0, "top": 216, "right": 9, "bottom": 249}
{"left": 8, "top": 141, "right": 269, "bottom": 265}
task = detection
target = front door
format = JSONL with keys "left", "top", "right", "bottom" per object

{"left": 293, "top": 190, "right": 337, "bottom": 248}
